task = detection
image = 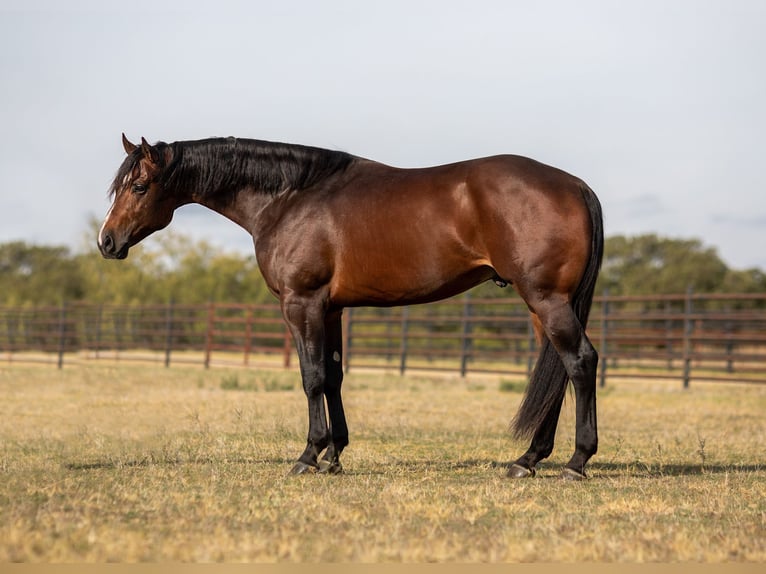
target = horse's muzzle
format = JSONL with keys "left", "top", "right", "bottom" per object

{"left": 98, "top": 232, "right": 129, "bottom": 260}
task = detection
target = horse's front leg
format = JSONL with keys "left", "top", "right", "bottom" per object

{"left": 281, "top": 294, "right": 331, "bottom": 475}
{"left": 317, "top": 310, "right": 348, "bottom": 474}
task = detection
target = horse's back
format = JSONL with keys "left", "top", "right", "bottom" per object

{"left": 321, "top": 154, "right": 595, "bottom": 307}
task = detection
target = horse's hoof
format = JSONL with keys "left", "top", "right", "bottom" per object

{"left": 561, "top": 467, "right": 587, "bottom": 481}
{"left": 507, "top": 463, "right": 536, "bottom": 479}
{"left": 288, "top": 462, "right": 317, "bottom": 476}
{"left": 317, "top": 459, "right": 343, "bottom": 475}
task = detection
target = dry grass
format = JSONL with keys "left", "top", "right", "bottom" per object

{"left": 0, "top": 363, "right": 764, "bottom": 562}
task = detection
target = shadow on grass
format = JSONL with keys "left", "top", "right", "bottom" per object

{"left": 64, "top": 456, "right": 763, "bottom": 479}
{"left": 586, "top": 461, "right": 765, "bottom": 478}
{"left": 484, "top": 460, "right": 765, "bottom": 479}
{"left": 351, "top": 459, "right": 765, "bottom": 479}
{"left": 64, "top": 456, "right": 294, "bottom": 471}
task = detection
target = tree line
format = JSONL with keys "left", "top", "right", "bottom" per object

{"left": 1, "top": 224, "right": 764, "bottom": 307}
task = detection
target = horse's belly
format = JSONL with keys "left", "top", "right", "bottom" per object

{"left": 330, "top": 261, "right": 496, "bottom": 308}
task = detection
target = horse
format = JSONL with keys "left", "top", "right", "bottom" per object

{"left": 98, "top": 134, "right": 603, "bottom": 480}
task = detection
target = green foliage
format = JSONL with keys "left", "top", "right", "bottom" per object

{"left": 0, "top": 219, "right": 274, "bottom": 307}
{"left": 596, "top": 233, "right": 764, "bottom": 296}
{"left": 0, "top": 242, "right": 86, "bottom": 305}
{"left": 719, "top": 267, "right": 766, "bottom": 294}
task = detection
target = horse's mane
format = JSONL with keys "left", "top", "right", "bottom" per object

{"left": 109, "top": 137, "right": 356, "bottom": 198}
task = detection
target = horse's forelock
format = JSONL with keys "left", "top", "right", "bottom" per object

{"left": 108, "top": 151, "right": 142, "bottom": 199}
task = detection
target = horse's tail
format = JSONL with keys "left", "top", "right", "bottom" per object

{"left": 511, "top": 182, "right": 604, "bottom": 439}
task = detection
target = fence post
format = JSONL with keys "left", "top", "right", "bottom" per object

{"left": 4, "top": 309, "right": 15, "bottom": 362}
{"left": 94, "top": 303, "right": 103, "bottom": 361}
{"left": 244, "top": 305, "right": 253, "bottom": 367}
{"left": 57, "top": 301, "right": 67, "bottom": 369}
{"left": 682, "top": 286, "right": 694, "bottom": 388}
{"left": 724, "top": 305, "right": 734, "bottom": 374}
{"left": 343, "top": 308, "right": 352, "bottom": 374}
{"left": 399, "top": 306, "right": 410, "bottom": 375}
{"left": 204, "top": 301, "right": 215, "bottom": 369}
{"left": 665, "top": 299, "right": 673, "bottom": 370}
{"left": 1, "top": 311, "right": 5, "bottom": 361}
{"left": 385, "top": 310, "right": 395, "bottom": 363}
{"left": 599, "top": 289, "right": 609, "bottom": 388}
{"left": 164, "top": 299, "right": 174, "bottom": 368}
{"left": 459, "top": 292, "right": 473, "bottom": 377}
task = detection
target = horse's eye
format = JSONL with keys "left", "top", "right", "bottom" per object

{"left": 132, "top": 183, "right": 147, "bottom": 194}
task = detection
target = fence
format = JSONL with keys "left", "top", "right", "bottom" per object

{"left": 1, "top": 292, "right": 765, "bottom": 386}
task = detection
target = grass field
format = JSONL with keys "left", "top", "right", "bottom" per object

{"left": 0, "top": 363, "right": 764, "bottom": 562}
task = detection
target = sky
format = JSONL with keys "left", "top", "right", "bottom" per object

{"left": 1, "top": 0, "right": 765, "bottom": 270}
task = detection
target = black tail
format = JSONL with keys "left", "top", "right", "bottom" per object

{"left": 511, "top": 183, "right": 603, "bottom": 439}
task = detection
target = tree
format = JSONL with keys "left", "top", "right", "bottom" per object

{"left": 720, "top": 267, "right": 766, "bottom": 294}
{"left": 0, "top": 242, "right": 86, "bottom": 305}
{"left": 596, "top": 234, "right": 729, "bottom": 295}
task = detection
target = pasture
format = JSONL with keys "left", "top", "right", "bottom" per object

{"left": 0, "top": 363, "right": 764, "bottom": 562}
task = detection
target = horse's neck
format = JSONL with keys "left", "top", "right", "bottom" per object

{"left": 191, "top": 184, "right": 269, "bottom": 236}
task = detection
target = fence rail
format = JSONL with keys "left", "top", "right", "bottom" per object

{"left": 2, "top": 291, "right": 765, "bottom": 386}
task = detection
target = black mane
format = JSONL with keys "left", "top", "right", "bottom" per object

{"left": 110, "top": 138, "right": 356, "bottom": 198}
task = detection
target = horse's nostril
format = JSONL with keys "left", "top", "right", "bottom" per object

{"left": 101, "top": 233, "right": 114, "bottom": 254}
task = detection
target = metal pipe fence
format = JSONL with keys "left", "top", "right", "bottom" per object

{"left": 2, "top": 291, "right": 765, "bottom": 386}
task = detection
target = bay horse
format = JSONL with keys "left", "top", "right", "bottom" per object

{"left": 98, "top": 135, "right": 603, "bottom": 480}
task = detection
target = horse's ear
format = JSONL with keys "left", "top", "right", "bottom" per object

{"left": 122, "top": 133, "right": 137, "bottom": 155}
{"left": 140, "top": 137, "right": 159, "bottom": 164}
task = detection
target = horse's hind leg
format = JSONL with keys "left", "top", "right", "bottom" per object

{"left": 508, "top": 377, "right": 566, "bottom": 478}
{"left": 562, "top": 331, "right": 599, "bottom": 479}
{"left": 508, "top": 312, "right": 566, "bottom": 478}
{"left": 535, "top": 297, "right": 599, "bottom": 479}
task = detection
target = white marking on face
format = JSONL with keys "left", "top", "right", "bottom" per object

{"left": 332, "top": 351, "right": 341, "bottom": 362}
{"left": 98, "top": 204, "right": 114, "bottom": 248}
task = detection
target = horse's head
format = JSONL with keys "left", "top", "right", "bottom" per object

{"left": 98, "top": 134, "right": 178, "bottom": 259}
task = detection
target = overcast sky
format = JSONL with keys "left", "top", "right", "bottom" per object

{"left": 1, "top": 0, "right": 764, "bottom": 269}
